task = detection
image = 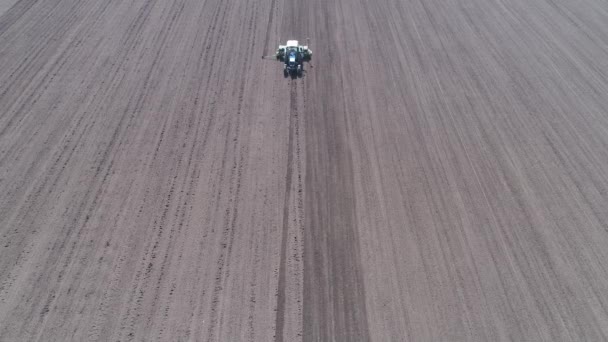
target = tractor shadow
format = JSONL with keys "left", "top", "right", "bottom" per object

{"left": 283, "top": 65, "right": 312, "bottom": 79}
{"left": 284, "top": 72, "right": 303, "bottom": 80}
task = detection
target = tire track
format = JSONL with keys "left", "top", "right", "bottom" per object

{"left": 274, "top": 81, "right": 298, "bottom": 342}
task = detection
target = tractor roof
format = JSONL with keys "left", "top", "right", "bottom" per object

{"left": 286, "top": 40, "right": 299, "bottom": 47}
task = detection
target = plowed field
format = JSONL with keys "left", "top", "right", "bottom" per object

{"left": 1, "top": 0, "right": 608, "bottom": 340}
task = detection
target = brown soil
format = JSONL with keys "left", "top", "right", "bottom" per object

{"left": 1, "top": 0, "right": 608, "bottom": 340}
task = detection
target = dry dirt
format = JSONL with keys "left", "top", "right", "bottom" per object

{"left": 1, "top": 0, "right": 608, "bottom": 340}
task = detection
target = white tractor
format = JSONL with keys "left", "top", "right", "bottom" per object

{"left": 263, "top": 39, "right": 312, "bottom": 77}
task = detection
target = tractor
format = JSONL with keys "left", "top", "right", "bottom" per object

{"left": 263, "top": 39, "right": 312, "bottom": 77}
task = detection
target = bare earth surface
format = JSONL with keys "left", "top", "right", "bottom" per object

{"left": 1, "top": 0, "right": 608, "bottom": 340}
{"left": 0, "top": 0, "right": 18, "bottom": 17}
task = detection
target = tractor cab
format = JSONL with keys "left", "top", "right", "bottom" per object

{"left": 286, "top": 49, "right": 299, "bottom": 64}
{"left": 284, "top": 48, "right": 302, "bottom": 76}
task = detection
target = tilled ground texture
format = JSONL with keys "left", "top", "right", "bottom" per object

{"left": 1, "top": 0, "right": 608, "bottom": 340}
